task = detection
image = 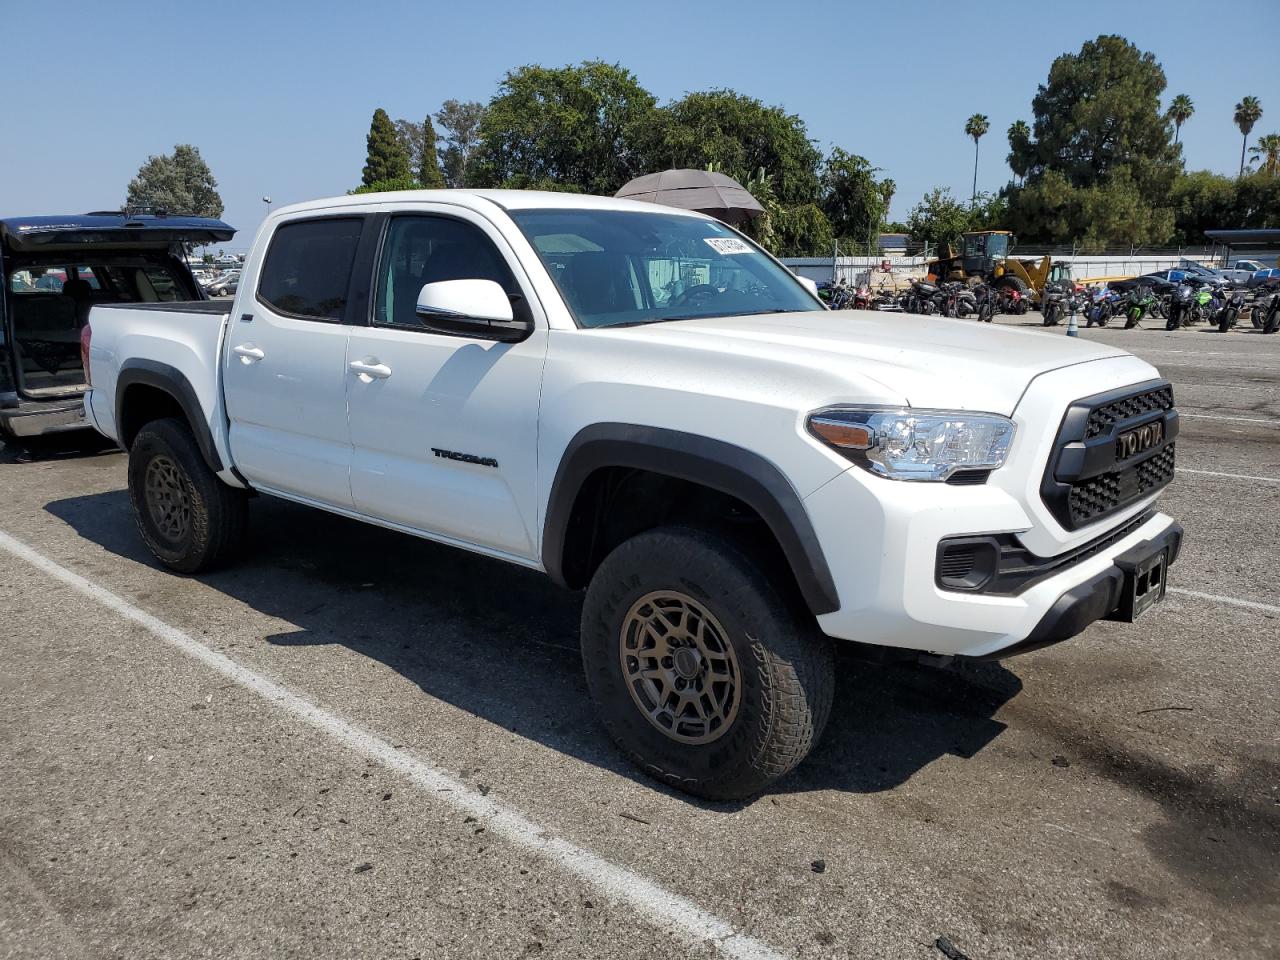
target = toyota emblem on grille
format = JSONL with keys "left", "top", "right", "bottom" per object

{"left": 1116, "top": 421, "right": 1165, "bottom": 460}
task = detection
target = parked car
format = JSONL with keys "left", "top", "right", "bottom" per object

{"left": 1247, "top": 267, "right": 1280, "bottom": 290}
{"left": 0, "top": 212, "right": 233, "bottom": 441}
{"left": 83, "top": 191, "right": 1182, "bottom": 799}
{"left": 204, "top": 271, "right": 240, "bottom": 297}
{"left": 1173, "top": 262, "right": 1230, "bottom": 287}
{"left": 1109, "top": 272, "right": 1180, "bottom": 295}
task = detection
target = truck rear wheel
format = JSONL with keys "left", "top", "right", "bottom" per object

{"left": 580, "top": 526, "right": 834, "bottom": 800}
{"left": 128, "top": 417, "right": 247, "bottom": 573}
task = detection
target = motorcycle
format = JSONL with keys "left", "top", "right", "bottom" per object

{"left": 828, "top": 279, "right": 854, "bottom": 310}
{"left": 1264, "top": 291, "right": 1280, "bottom": 334}
{"left": 907, "top": 280, "right": 939, "bottom": 315}
{"left": 1040, "top": 280, "right": 1072, "bottom": 326}
{"left": 853, "top": 285, "right": 876, "bottom": 311}
{"left": 1085, "top": 287, "right": 1121, "bottom": 327}
{"left": 997, "top": 285, "right": 1028, "bottom": 315}
{"left": 940, "top": 281, "right": 976, "bottom": 318}
{"left": 1166, "top": 278, "right": 1204, "bottom": 330}
{"left": 1216, "top": 288, "right": 1248, "bottom": 332}
{"left": 972, "top": 282, "right": 995, "bottom": 323}
{"left": 1124, "top": 284, "right": 1158, "bottom": 329}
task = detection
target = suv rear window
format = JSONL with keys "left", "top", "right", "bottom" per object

{"left": 257, "top": 218, "right": 363, "bottom": 321}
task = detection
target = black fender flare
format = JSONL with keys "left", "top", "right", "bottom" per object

{"left": 542, "top": 423, "right": 840, "bottom": 616}
{"left": 115, "top": 359, "right": 223, "bottom": 473}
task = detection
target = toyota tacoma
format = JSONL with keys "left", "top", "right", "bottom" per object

{"left": 82, "top": 190, "right": 1182, "bottom": 799}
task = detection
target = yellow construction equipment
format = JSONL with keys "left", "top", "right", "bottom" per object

{"left": 925, "top": 231, "right": 1074, "bottom": 301}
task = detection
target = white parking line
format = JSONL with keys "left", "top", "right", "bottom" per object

{"left": 1179, "top": 467, "right": 1280, "bottom": 484}
{"left": 1180, "top": 413, "right": 1280, "bottom": 426}
{"left": 0, "top": 529, "right": 787, "bottom": 960}
{"left": 1168, "top": 588, "right": 1280, "bottom": 616}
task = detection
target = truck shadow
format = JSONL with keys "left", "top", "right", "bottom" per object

{"left": 45, "top": 489, "right": 1019, "bottom": 806}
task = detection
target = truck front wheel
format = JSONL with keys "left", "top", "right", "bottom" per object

{"left": 127, "top": 417, "right": 247, "bottom": 573}
{"left": 580, "top": 526, "right": 834, "bottom": 800}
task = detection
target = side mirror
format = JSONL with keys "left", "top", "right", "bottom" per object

{"left": 415, "top": 279, "right": 533, "bottom": 343}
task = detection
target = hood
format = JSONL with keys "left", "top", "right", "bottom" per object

{"left": 613, "top": 310, "right": 1132, "bottom": 415}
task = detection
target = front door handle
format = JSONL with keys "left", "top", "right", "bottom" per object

{"left": 233, "top": 343, "right": 265, "bottom": 363}
{"left": 349, "top": 358, "right": 392, "bottom": 381}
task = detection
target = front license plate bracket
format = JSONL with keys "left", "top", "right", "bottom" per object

{"left": 1109, "top": 547, "right": 1168, "bottom": 622}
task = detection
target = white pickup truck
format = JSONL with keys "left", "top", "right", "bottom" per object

{"left": 83, "top": 190, "right": 1182, "bottom": 799}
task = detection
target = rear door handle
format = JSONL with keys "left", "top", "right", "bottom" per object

{"left": 349, "top": 358, "right": 392, "bottom": 381}
{"left": 233, "top": 343, "right": 265, "bottom": 362}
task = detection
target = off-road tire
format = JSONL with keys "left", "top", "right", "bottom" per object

{"left": 128, "top": 417, "right": 247, "bottom": 573}
{"left": 580, "top": 526, "right": 834, "bottom": 800}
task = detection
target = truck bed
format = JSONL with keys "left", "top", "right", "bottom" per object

{"left": 84, "top": 299, "right": 233, "bottom": 463}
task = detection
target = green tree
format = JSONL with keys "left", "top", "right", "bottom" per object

{"left": 772, "top": 203, "right": 834, "bottom": 257}
{"left": 652, "top": 90, "right": 823, "bottom": 206}
{"left": 363, "top": 108, "right": 411, "bottom": 186}
{"left": 964, "top": 113, "right": 989, "bottom": 201}
{"left": 1234, "top": 96, "right": 1263, "bottom": 177}
{"left": 905, "top": 187, "right": 973, "bottom": 250}
{"left": 393, "top": 116, "right": 446, "bottom": 188}
{"left": 468, "top": 61, "right": 657, "bottom": 195}
{"left": 1250, "top": 134, "right": 1280, "bottom": 177}
{"left": 1005, "top": 35, "right": 1181, "bottom": 247}
{"left": 415, "top": 116, "right": 445, "bottom": 188}
{"left": 906, "top": 187, "right": 1009, "bottom": 252}
{"left": 435, "top": 99, "right": 487, "bottom": 187}
{"left": 1167, "top": 93, "right": 1194, "bottom": 145}
{"left": 1169, "top": 170, "right": 1242, "bottom": 243}
{"left": 349, "top": 176, "right": 421, "bottom": 196}
{"left": 1006, "top": 120, "right": 1031, "bottom": 185}
{"left": 820, "top": 148, "right": 887, "bottom": 250}
{"left": 1236, "top": 169, "right": 1280, "bottom": 226}
{"left": 737, "top": 167, "right": 834, "bottom": 257}
{"left": 126, "top": 144, "right": 223, "bottom": 217}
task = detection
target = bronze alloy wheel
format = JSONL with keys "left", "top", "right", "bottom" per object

{"left": 618, "top": 590, "right": 741, "bottom": 745}
{"left": 144, "top": 454, "right": 192, "bottom": 544}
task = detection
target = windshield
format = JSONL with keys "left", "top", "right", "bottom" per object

{"left": 963, "top": 233, "right": 1009, "bottom": 259}
{"left": 509, "top": 208, "right": 822, "bottom": 328}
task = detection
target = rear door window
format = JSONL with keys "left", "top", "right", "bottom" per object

{"left": 257, "top": 218, "right": 364, "bottom": 321}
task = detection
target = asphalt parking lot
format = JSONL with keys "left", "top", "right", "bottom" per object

{"left": 1, "top": 316, "right": 1277, "bottom": 960}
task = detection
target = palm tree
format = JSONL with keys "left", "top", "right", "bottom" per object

{"left": 1167, "top": 94, "right": 1194, "bottom": 145}
{"left": 1234, "top": 96, "right": 1263, "bottom": 177}
{"left": 1249, "top": 133, "right": 1280, "bottom": 177}
{"left": 964, "top": 114, "right": 990, "bottom": 202}
{"left": 1007, "top": 120, "right": 1031, "bottom": 186}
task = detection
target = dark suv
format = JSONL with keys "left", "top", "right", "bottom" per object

{"left": 0, "top": 213, "right": 233, "bottom": 441}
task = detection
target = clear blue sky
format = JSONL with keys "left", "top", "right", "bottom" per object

{"left": 3, "top": 0, "right": 1276, "bottom": 251}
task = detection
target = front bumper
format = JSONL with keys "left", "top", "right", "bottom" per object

{"left": 804, "top": 463, "right": 1181, "bottom": 658}
{"left": 0, "top": 395, "right": 89, "bottom": 438}
{"left": 966, "top": 521, "right": 1182, "bottom": 659}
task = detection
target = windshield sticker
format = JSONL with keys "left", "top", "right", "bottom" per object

{"left": 703, "top": 237, "right": 754, "bottom": 255}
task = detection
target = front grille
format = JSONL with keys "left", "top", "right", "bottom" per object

{"left": 1042, "top": 379, "right": 1178, "bottom": 531}
{"left": 1084, "top": 385, "right": 1174, "bottom": 439}
{"left": 1136, "top": 444, "right": 1176, "bottom": 491}
{"left": 1068, "top": 472, "right": 1123, "bottom": 525}
{"left": 1066, "top": 444, "right": 1176, "bottom": 526}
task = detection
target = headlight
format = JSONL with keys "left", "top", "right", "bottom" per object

{"left": 807, "top": 407, "right": 1015, "bottom": 481}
